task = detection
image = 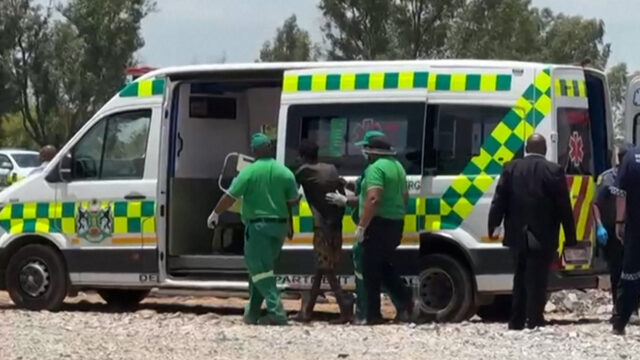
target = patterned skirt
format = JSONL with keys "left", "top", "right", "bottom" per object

{"left": 313, "top": 223, "right": 343, "bottom": 270}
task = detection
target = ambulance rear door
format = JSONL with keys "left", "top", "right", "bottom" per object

{"left": 625, "top": 75, "right": 640, "bottom": 145}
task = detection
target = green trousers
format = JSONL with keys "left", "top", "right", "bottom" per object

{"left": 243, "top": 221, "right": 288, "bottom": 325}
{"left": 352, "top": 241, "right": 404, "bottom": 320}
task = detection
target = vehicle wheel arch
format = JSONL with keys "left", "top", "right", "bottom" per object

{"left": 419, "top": 232, "right": 477, "bottom": 292}
{"left": 1, "top": 234, "right": 67, "bottom": 289}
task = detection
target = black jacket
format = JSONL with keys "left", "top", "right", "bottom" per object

{"left": 488, "top": 154, "right": 577, "bottom": 252}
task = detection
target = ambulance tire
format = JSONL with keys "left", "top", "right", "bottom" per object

{"left": 98, "top": 289, "right": 150, "bottom": 310}
{"left": 6, "top": 244, "right": 68, "bottom": 311}
{"left": 417, "top": 254, "right": 474, "bottom": 323}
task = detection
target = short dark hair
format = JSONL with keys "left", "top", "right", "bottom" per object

{"left": 299, "top": 139, "right": 319, "bottom": 161}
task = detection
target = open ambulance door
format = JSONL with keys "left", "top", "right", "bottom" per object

{"left": 625, "top": 75, "right": 640, "bottom": 145}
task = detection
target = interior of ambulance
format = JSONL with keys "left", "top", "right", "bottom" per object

{"left": 163, "top": 67, "right": 612, "bottom": 279}
{"left": 165, "top": 70, "right": 284, "bottom": 277}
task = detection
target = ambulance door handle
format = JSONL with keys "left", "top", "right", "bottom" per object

{"left": 125, "top": 193, "right": 146, "bottom": 200}
{"left": 177, "top": 133, "right": 184, "bottom": 158}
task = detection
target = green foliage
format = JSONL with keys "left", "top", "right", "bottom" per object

{"left": 319, "top": 0, "right": 396, "bottom": 60}
{"left": 259, "top": 15, "right": 319, "bottom": 62}
{"left": 447, "top": 0, "right": 542, "bottom": 61}
{"left": 0, "top": 0, "right": 155, "bottom": 147}
{"left": 540, "top": 14, "right": 610, "bottom": 69}
{"left": 0, "top": 113, "right": 38, "bottom": 149}
{"left": 393, "top": 0, "right": 463, "bottom": 59}
{"left": 607, "top": 63, "right": 628, "bottom": 143}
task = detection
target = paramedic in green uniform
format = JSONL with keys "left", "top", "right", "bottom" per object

{"left": 207, "top": 133, "right": 299, "bottom": 325}
{"left": 326, "top": 130, "right": 413, "bottom": 324}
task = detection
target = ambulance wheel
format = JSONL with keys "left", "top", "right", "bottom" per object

{"left": 417, "top": 254, "right": 474, "bottom": 323}
{"left": 6, "top": 244, "right": 68, "bottom": 311}
{"left": 98, "top": 289, "right": 150, "bottom": 309}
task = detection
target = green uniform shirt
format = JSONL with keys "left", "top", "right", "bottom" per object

{"left": 359, "top": 157, "right": 407, "bottom": 220}
{"left": 228, "top": 158, "right": 298, "bottom": 223}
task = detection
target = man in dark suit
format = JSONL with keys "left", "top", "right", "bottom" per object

{"left": 488, "top": 133, "right": 577, "bottom": 330}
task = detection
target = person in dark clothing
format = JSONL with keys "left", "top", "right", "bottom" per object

{"left": 292, "top": 140, "right": 352, "bottom": 324}
{"left": 488, "top": 133, "right": 577, "bottom": 330}
{"left": 611, "top": 146, "right": 640, "bottom": 335}
{"left": 593, "top": 146, "right": 629, "bottom": 321}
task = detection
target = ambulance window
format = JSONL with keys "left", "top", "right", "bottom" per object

{"left": 557, "top": 108, "right": 594, "bottom": 175}
{"left": 285, "top": 103, "right": 425, "bottom": 175}
{"left": 72, "top": 110, "right": 151, "bottom": 180}
{"left": 426, "top": 105, "right": 515, "bottom": 175}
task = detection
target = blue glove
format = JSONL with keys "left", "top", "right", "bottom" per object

{"left": 596, "top": 225, "right": 608, "bottom": 246}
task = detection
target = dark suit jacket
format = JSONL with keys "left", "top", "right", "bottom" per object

{"left": 488, "top": 154, "right": 577, "bottom": 252}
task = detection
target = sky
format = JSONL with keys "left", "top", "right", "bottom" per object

{"left": 138, "top": 0, "right": 639, "bottom": 71}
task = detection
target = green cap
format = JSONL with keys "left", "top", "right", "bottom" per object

{"left": 250, "top": 133, "right": 271, "bottom": 149}
{"left": 355, "top": 130, "right": 386, "bottom": 146}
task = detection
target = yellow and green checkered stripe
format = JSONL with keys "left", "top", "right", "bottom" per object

{"left": 283, "top": 72, "right": 512, "bottom": 93}
{"left": 426, "top": 69, "right": 553, "bottom": 230}
{"left": 0, "top": 201, "right": 156, "bottom": 235}
{"left": 554, "top": 79, "right": 587, "bottom": 98}
{"left": 119, "top": 78, "right": 165, "bottom": 97}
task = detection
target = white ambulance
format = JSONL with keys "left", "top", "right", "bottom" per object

{"left": 625, "top": 74, "right": 640, "bottom": 145}
{"left": 0, "top": 60, "right": 614, "bottom": 322}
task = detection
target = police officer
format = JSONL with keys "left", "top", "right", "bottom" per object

{"left": 593, "top": 146, "right": 629, "bottom": 321}
{"left": 208, "top": 133, "right": 299, "bottom": 325}
{"left": 326, "top": 131, "right": 409, "bottom": 324}
{"left": 611, "top": 145, "right": 640, "bottom": 335}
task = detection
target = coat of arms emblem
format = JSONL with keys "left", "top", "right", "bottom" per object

{"left": 77, "top": 200, "right": 113, "bottom": 243}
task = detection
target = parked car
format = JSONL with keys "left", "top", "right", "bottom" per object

{"left": 0, "top": 149, "right": 40, "bottom": 187}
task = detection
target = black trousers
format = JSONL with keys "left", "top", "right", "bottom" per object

{"left": 612, "top": 231, "right": 640, "bottom": 331}
{"left": 362, "top": 217, "right": 411, "bottom": 320}
{"left": 603, "top": 226, "right": 624, "bottom": 309}
{"left": 509, "top": 249, "right": 554, "bottom": 329}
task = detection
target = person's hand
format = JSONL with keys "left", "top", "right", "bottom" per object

{"left": 326, "top": 190, "right": 347, "bottom": 207}
{"left": 616, "top": 222, "right": 625, "bottom": 243}
{"left": 355, "top": 226, "right": 366, "bottom": 244}
{"left": 207, "top": 211, "right": 219, "bottom": 229}
{"left": 596, "top": 224, "right": 608, "bottom": 246}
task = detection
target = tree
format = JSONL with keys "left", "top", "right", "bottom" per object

{"left": 392, "top": 0, "right": 462, "bottom": 59}
{"left": 0, "top": 0, "right": 62, "bottom": 146}
{"left": 447, "top": 0, "right": 543, "bottom": 60}
{"left": 607, "top": 63, "right": 628, "bottom": 143}
{"left": 56, "top": 0, "right": 156, "bottom": 139}
{"left": 259, "top": 15, "right": 318, "bottom": 62}
{"left": 0, "top": 0, "right": 155, "bottom": 147}
{"left": 319, "top": 0, "right": 396, "bottom": 60}
{"left": 540, "top": 14, "right": 611, "bottom": 69}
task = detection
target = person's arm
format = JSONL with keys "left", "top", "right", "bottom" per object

{"left": 359, "top": 187, "right": 382, "bottom": 230}
{"left": 488, "top": 164, "right": 510, "bottom": 238}
{"left": 614, "top": 152, "right": 631, "bottom": 241}
{"left": 207, "top": 170, "right": 247, "bottom": 228}
{"left": 551, "top": 166, "right": 577, "bottom": 247}
{"left": 285, "top": 170, "right": 301, "bottom": 239}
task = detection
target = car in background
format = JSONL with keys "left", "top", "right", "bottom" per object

{"left": 0, "top": 149, "right": 40, "bottom": 187}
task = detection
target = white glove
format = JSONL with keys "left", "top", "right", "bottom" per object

{"left": 207, "top": 211, "right": 219, "bottom": 229}
{"left": 325, "top": 190, "right": 347, "bottom": 207}
{"left": 355, "top": 226, "right": 366, "bottom": 244}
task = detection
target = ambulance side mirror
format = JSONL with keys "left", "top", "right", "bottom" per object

{"left": 58, "top": 152, "right": 72, "bottom": 182}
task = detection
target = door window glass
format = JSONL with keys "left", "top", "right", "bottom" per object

{"left": 427, "top": 105, "right": 514, "bottom": 175}
{"left": 101, "top": 112, "right": 151, "bottom": 179}
{"left": 72, "top": 110, "right": 151, "bottom": 180}
{"left": 286, "top": 103, "right": 425, "bottom": 175}
{"left": 557, "top": 108, "right": 594, "bottom": 175}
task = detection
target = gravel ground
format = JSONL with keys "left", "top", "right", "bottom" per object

{"left": 1, "top": 290, "right": 640, "bottom": 360}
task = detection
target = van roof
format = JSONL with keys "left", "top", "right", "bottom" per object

{"left": 0, "top": 148, "right": 38, "bottom": 154}
{"left": 139, "top": 59, "right": 596, "bottom": 81}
